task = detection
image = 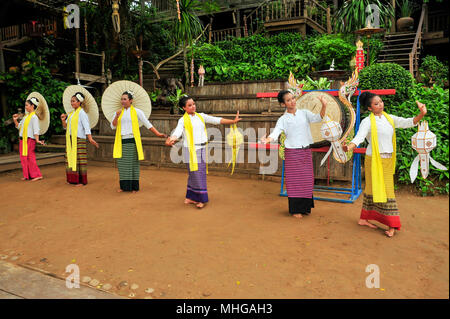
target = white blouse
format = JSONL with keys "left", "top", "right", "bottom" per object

{"left": 110, "top": 107, "right": 153, "bottom": 138}
{"left": 171, "top": 113, "right": 222, "bottom": 149}
{"left": 351, "top": 113, "right": 416, "bottom": 156}
{"left": 268, "top": 109, "right": 322, "bottom": 148}
{"left": 18, "top": 114, "right": 40, "bottom": 138}
{"left": 64, "top": 108, "right": 91, "bottom": 138}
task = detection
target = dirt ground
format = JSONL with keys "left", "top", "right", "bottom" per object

{"left": 0, "top": 162, "right": 448, "bottom": 299}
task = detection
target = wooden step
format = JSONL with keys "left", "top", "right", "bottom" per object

{"left": 383, "top": 37, "right": 415, "bottom": 41}
{"left": 0, "top": 152, "right": 65, "bottom": 173}
{"left": 379, "top": 47, "right": 419, "bottom": 53}
{"left": 381, "top": 42, "right": 415, "bottom": 48}
{"left": 379, "top": 60, "right": 413, "bottom": 63}
{"left": 36, "top": 144, "right": 66, "bottom": 153}
{"left": 384, "top": 32, "right": 416, "bottom": 38}
{"left": 378, "top": 52, "right": 413, "bottom": 57}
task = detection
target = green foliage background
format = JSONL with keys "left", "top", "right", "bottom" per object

{"left": 0, "top": 51, "right": 69, "bottom": 150}
{"left": 359, "top": 64, "right": 449, "bottom": 195}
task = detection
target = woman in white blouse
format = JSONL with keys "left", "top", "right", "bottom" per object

{"left": 261, "top": 90, "right": 327, "bottom": 218}
{"left": 343, "top": 91, "right": 427, "bottom": 237}
{"left": 166, "top": 95, "right": 241, "bottom": 208}
{"left": 61, "top": 92, "right": 99, "bottom": 186}
{"left": 12, "top": 98, "right": 45, "bottom": 181}
{"left": 111, "top": 91, "right": 167, "bottom": 192}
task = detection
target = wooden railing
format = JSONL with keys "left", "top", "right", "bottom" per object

{"left": 150, "top": 0, "right": 175, "bottom": 13}
{"left": 0, "top": 19, "right": 57, "bottom": 44}
{"left": 426, "top": 10, "right": 449, "bottom": 33}
{"left": 243, "top": 0, "right": 331, "bottom": 36}
{"left": 243, "top": 0, "right": 272, "bottom": 36}
{"left": 409, "top": 3, "right": 426, "bottom": 78}
{"left": 211, "top": 27, "right": 244, "bottom": 42}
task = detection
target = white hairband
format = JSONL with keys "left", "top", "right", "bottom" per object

{"left": 75, "top": 93, "right": 84, "bottom": 102}
{"left": 29, "top": 97, "right": 39, "bottom": 106}
{"left": 125, "top": 90, "right": 134, "bottom": 98}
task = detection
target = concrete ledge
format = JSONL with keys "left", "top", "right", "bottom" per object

{"left": 0, "top": 153, "right": 65, "bottom": 173}
{"left": 0, "top": 261, "right": 123, "bottom": 299}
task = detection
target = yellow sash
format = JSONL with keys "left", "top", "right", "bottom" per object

{"left": 113, "top": 105, "right": 144, "bottom": 160}
{"left": 21, "top": 112, "right": 36, "bottom": 156}
{"left": 183, "top": 112, "right": 208, "bottom": 173}
{"left": 66, "top": 107, "right": 81, "bottom": 171}
{"left": 370, "top": 111, "right": 396, "bottom": 203}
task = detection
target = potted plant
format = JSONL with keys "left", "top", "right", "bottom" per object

{"left": 396, "top": 0, "right": 418, "bottom": 31}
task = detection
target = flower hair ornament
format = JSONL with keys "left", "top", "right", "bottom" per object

{"left": 75, "top": 93, "right": 84, "bottom": 102}
{"left": 125, "top": 90, "right": 134, "bottom": 99}
{"left": 29, "top": 97, "right": 39, "bottom": 107}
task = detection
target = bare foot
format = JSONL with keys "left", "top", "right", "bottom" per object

{"left": 292, "top": 214, "right": 303, "bottom": 219}
{"left": 132, "top": 190, "right": 137, "bottom": 193}
{"left": 196, "top": 202, "right": 205, "bottom": 209}
{"left": 21, "top": 178, "right": 27, "bottom": 181}
{"left": 31, "top": 176, "right": 42, "bottom": 182}
{"left": 385, "top": 228, "right": 395, "bottom": 238}
{"left": 117, "top": 189, "right": 123, "bottom": 193}
{"left": 75, "top": 184, "right": 83, "bottom": 187}
{"left": 184, "top": 198, "right": 198, "bottom": 205}
{"left": 358, "top": 219, "right": 378, "bottom": 229}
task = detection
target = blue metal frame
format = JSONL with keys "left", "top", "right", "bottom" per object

{"left": 279, "top": 89, "right": 363, "bottom": 203}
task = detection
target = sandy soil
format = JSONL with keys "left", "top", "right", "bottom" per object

{"left": 0, "top": 162, "right": 448, "bottom": 299}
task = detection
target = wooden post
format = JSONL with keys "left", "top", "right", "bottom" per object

{"left": 75, "top": 48, "right": 80, "bottom": 79}
{"left": 390, "top": 0, "right": 396, "bottom": 33}
{"left": 101, "top": 51, "right": 105, "bottom": 77}
{"left": 75, "top": 28, "right": 80, "bottom": 79}
{"left": 243, "top": 15, "right": 248, "bottom": 37}
{"left": 208, "top": 17, "right": 213, "bottom": 43}
{"left": 326, "top": 7, "right": 331, "bottom": 34}
{"left": 423, "top": 3, "right": 428, "bottom": 33}
{"left": 0, "top": 45, "right": 7, "bottom": 118}
{"left": 236, "top": 10, "right": 241, "bottom": 38}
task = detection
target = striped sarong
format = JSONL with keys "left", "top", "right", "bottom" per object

{"left": 284, "top": 148, "right": 314, "bottom": 215}
{"left": 361, "top": 155, "right": 401, "bottom": 230}
{"left": 65, "top": 137, "right": 88, "bottom": 185}
{"left": 19, "top": 138, "right": 42, "bottom": 180}
{"left": 183, "top": 147, "right": 208, "bottom": 203}
{"left": 117, "top": 138, "right": 140, "bottom": 192}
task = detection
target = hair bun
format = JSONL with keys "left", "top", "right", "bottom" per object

{"left": 75, "top": 92, "right": 85, "bottom": 102}
{"left": 29, "top": 97, "right": 39, "bottom": 106}
{"left": 359, "top": 91, "right": 376, "bottom": 108}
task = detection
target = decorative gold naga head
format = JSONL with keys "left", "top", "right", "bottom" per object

{"left": 340, "top": 69, "right": 359, "bottom": 102}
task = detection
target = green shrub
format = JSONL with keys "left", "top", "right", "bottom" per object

{"left": 193, "top": 33, "right": 357, "bottom": 82}
{"left": 312, "top": 35, "right": 356, "bottom": 70}
{"left": 0, "top": 50, "right": 69, "bottom": 147}
{"left": 420, "top": 55, "right": 449, "bottom": 87}
{"left": 358, "top": 63, "right": 414, "bottom": 107}
{"left": 388, "top": 82, "right": 449, "bottom": 195}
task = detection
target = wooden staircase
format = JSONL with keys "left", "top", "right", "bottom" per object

{"left": 378, "top": 32, "right": 421, "bottom": 77}
{"left": 378, "top": 4, "right": 427, "bottom": 79}
{"left": 143, "top": 55, "right": 184, "bottom": 90}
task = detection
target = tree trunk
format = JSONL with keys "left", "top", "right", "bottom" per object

{"left": 183, "top": 45, "right": 189, "bottom": 88}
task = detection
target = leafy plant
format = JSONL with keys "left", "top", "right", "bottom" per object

{"left": 397, "top": 0, "right": 419, "bottom": 18}
{"left": 193, "top": 33, "right": 358, "bottom": 82}
{"left": 420, "top": 55, "right": 449, "bottom": 87}
{"left": 172, "top": 0, "right": 204, "bottom": 86}
{"left": 149, "top": 88, "right": 162, "bottom": 103}
{"left": 0, "top": 50, "right": 69, "bottom": 147}
{"left": 333, "top": 0, "right": 394, "bottom": 33}
{"left": 298, "top": 76, "right": 331, "bottom": 90}
{"left": 166, "top": 89, "right": 185, "bottom": 114}
{"left": 388, "top": 82, "right": 449, "bottom": 195}
{"left": 312, "top": 35, "right": 356, "bottom": 70}
{"left": 359, "top": 63, "right": 414, "bottom": 107}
